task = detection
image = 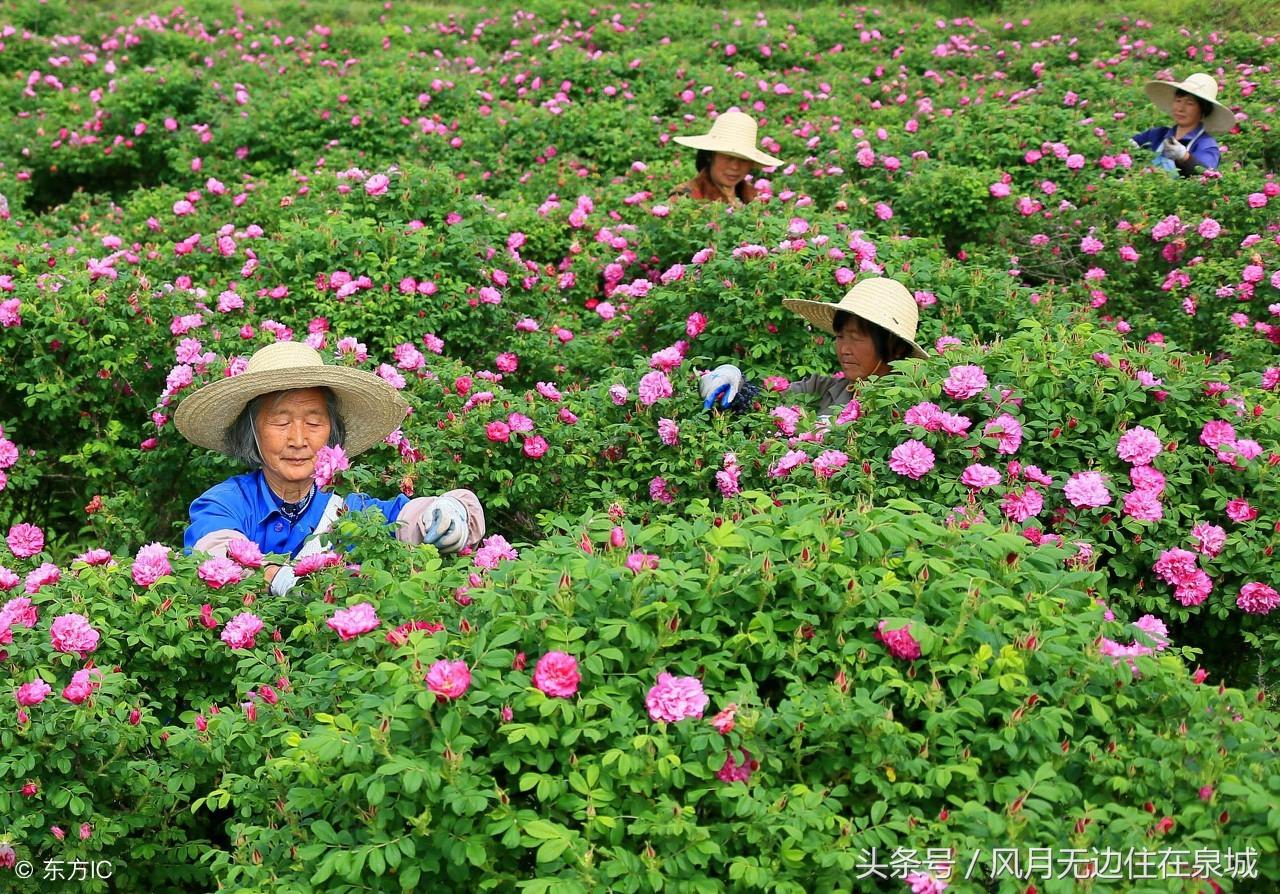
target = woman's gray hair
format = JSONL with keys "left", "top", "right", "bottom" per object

{"left": 225, "top": 388, "right": 346, "bottom": 468}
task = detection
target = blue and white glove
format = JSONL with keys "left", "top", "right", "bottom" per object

{"left": 420, "top": 495, "right": 470, "bottom": 554}
{"left": 1160, "top": 138, "right": 1189, "bottom": 162}
{"left": 699, "top": 364, "right": 744, "bottom": 410}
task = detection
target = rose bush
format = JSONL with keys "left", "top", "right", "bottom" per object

{"left": 5, "top": 497, "right": 1278, "bottom": 892}
{"left": 0, "top": 0, "right": 1278, "bottom": 888}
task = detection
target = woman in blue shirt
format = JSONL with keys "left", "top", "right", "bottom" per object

{"left": 1131, "top": 72, "right": 1233, "bottom": 176}
{"left": 175, "top": 342, "right": 485, "bottom": 595}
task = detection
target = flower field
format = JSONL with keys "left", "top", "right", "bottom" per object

{"left": 1, "top": 0, "right": 1279, "bottom": 890}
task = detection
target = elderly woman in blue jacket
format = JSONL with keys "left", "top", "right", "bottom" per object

{"left": 1131, "top": 72, "right": 1232, "bottom": 175}
{"left": 176, "top": 342, "right": 485, "bottom": 595}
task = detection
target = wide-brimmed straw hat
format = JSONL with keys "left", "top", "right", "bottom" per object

{"left": 174, "top": 341, "right": 409, "bottom": 457}
{"left": 1144, "top": 72, "right": 1233, "bottom": 134}
{"left": 783, "top": 278, "right": 929, "bottom": 360}
{"left": 672, "top": 111, "right": 784, "bottom": 168}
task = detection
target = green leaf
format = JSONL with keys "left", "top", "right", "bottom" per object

{"left": 536, "top": 837, "right": 570, "bottom": 864}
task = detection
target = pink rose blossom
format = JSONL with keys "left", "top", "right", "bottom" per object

{"left": 905, "top": 871, "right": 948, "bottom": 894}
{"left": 1063, "top": 471, "right": 1110, "bottom": 509}
{"left": 24, "top": 563, "right": 60, "bottom": 594}
{"left": 942, "top": 365, "right": 988, "bottom": 400}
{"left": 646, "top": 672, "right": 708, "bottom": 722}
{"left": 983, "top": 414, "right": 1023, "bottom": 454}
{"left": 6, "top": 523, "right": 44, "bottom": 558}
{"left": 425, "top": 659, "right": 471, "bottom": 700}
{"left": 649, "top": 476, "right": 676, "bottom": 504}
{"left": 1116, "top": 427, "right": 1162, "bottom": 465}
{"left": 771, "top": 406, "right": 803, "bottom": 436}
{"left": 1199, "top": 420, "right": 1236, "bottom": 449}
{"left": 486, "top": 421, "right": 511, "bottom": 443}
{"left": 327, "top": 602, "right": 380, "bottom": 640}
{"left": 716, "top": 453, "right": 741, "bottom": 497}
{"left": 658, "top": 419, "right": 680, "bottom": 446}
{"left": 904, "top": 402, "right": 943, "bottom": 430}
{"left": 1175, "top": 571, "right": 1213, "bottom": 607}
{"left": 1225, "top": 498, "right": 1257, "bottom": 523}
{"left": 50, "top": 613, "right": 100, "bottom": 656}
{"left": 710, "top": 703, "right": 738, "bottom": 734}
{"left": 523, "top": 435, "right": 549, "bottom": 459}
{"left": 961, "top": 464, "right": 1001, "bottom": 490}
{"left": 717, "top": 748, "right": 758, "bottom": 783}
{"left": 62, "top": 668, "right": 103, "bottom": 705}
{"left": 533, "top": 651, "right": 581, "bottom": 698}
{"left": 16, "top": 679, "right": 52, "bottom": 706}
{"left": 1, "top": 596, "right": 37, "bottom": 628}
{"left": 1236, "top": 582, "right": 1279, "bottom": 615}
{"left": 876, "top": 621, "right": 922, "bottom": 661}
{"left": 768, "top": 450, "right": 809, "bottom": 479}
{"left": 1190, "top": 523, "right": 1226, "bottom": 557}
{"left": 1132, "top": 615, "right": 1169, "bottom": 651}
{"left": 198, "top": 557, "right": 245, "bottom": 589}
{"left": 888, "top": 440, "right": 935, "bottom": 479}
{"left": 227, "top": 539, "right": 264, "bottom": 568}
{"left": 1080, "top": 235, "right": 1104, "bottom": 254}
{"left": 132, "top": 543, "right": 172, "bottom": 587}
{"left": 625, "top": 552, "right": 660, "bottom": 573}
{"left": 637, "top": 371, "right": 673, "bottom": 406}
{"left": 293, "top": 551, "right": 343, "bottom": 576}
{"left": 1197, "top": 218, "right": 1221, "bottom": 240}
{"left": 220, "top": 612, "right": 263, "bottom": 649}
{"left": 1122, "top": 489, "right": 1163, "bottom": 522}
{"left": 812, "top": 450, "right": 849, "bottom": 479}
{"left": 998, "top": 486, "right": 1039, "bottom": 522}
{"left": 473, "top": 535, "right": 518, "bottom": 569}
{"left": 1154, "top": 548, "right": 1199, "bottom": 586}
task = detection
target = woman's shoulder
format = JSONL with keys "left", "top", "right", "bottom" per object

{"left": 194, "top": 470, "right": 260, "bottom": 505}
{"left": 669, "top": 178, "right": 698, "bottom": 199}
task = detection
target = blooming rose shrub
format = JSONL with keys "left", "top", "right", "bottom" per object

{"left": 146, "top": 496, "right": 1279, "bottom": 891}
{"left": 0, "top": 3, "right": 1278, "bottom": 888}
{"left": 748, "top": 320, "right": 1279, "bottom": 686}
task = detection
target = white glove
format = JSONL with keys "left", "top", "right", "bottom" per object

{"left": 699, "top": 364, "right": 744, "bottom": 410}
{"left": 1160, "top": 138, "right": 1189, "bottom": 162}
{"left": 419, "top": 495, "right": 470, "bottom": 554}
{"left": 269, "top": 564, "right": 297, "bottom": 597}
{"left": 268, "top": 527, "right": 332, "bottom": 597}
{"left": 1128, "top": 138, "right": 1142, "bottom": 149}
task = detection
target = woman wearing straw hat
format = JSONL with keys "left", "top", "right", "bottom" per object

{"left": 669, "top": 111, "right": 783, "bottom": 205}
{"left": 176, "top": 342, "right": 485, "bottom": 596}
{"left": 1131, "top": 73, "right": 1232, "bottom": 175}
{"left": 699, "top": 277, "right": 928, "bottom": 416}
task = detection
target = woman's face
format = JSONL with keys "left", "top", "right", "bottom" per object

{"left": 707, "top": 152, "right": 752, "bottom": 192}
{"left": 254, "top": 388, "right": 331, "bottom": 493}
{"left": 1172, "top": 92, "right": 1203, "bottom": 129}
{"left": 834, "top": 318, "right": 889, "bottom": 383}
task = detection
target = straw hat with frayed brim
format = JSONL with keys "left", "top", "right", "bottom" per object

{"left": 175, "top": 341, "right": 409, "bottom": 458}
{"left": 671, "top": 110, "right": 784, "bottom": 168}
{"left": 783, "top": 278, "right": 929, "bottom": 361}
{"left": 1144, "top": 73, "right": 1233, "bottom": 134}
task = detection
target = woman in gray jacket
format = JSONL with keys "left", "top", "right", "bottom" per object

{"left": 700, "top": 277, "right": 929, "bottom": 416}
